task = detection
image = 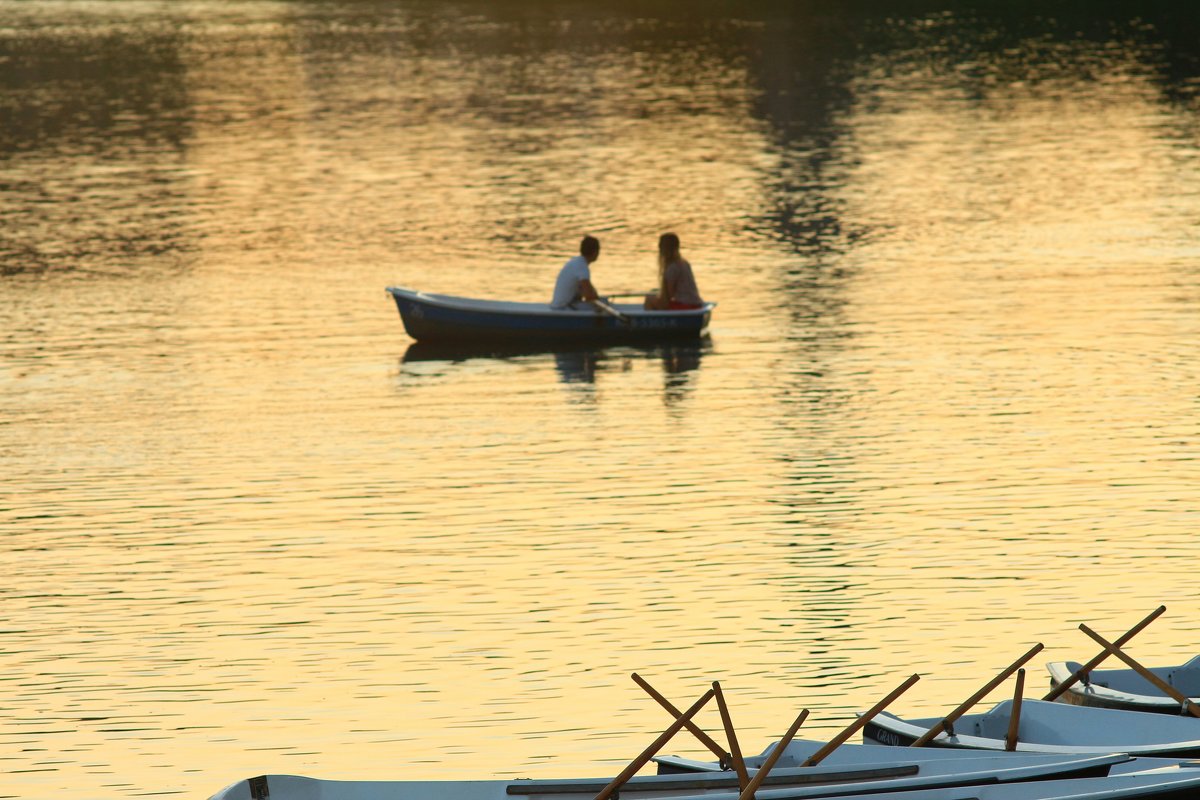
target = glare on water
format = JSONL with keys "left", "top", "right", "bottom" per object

{"left": 1, "top": 2, "right": 1198, "bottom": 798}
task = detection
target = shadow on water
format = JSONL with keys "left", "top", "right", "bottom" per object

{"left": 400, "top": 337, "right": 711, "bottom": 405}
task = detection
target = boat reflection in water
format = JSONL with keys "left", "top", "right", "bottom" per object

{"left": 400, "top": 338, "right": 710, "bottom": 404}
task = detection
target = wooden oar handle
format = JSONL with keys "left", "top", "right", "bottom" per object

{"left": 802, "top": 674, "right": 921, "bottom": 767}
{"left": 736, "top": 708, "right": 809, "bottom": 800}
{"left": 1005, "top": 669, "right": 1025, "bottom": 751}
{"left": 631, "top": 673, "right": 729, "bottom": 763}
{"left": 713, "top": 682, "right": 750, "bottom": 789}
{"left": 912, "top": 643, "right": 1043, "bottom": 748}
{"left": 592, "top": 299, "right": 629, "bottom": 324}
{"left": 592, "top": 688, "right": 716, "bottom": 800}
{"left": 1043, "top": 606, "right": 1166, "bottom": 701}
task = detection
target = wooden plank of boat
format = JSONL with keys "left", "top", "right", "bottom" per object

{"left": 1047, "top": 657, "right": 1200, "bottom": 714}
{"left": 656, "top": 737, "right": 1126, "bottom": 773}
{"left": 503, "top": 766, "right": 918, "bottom": 794}
{"left": 863, "top": 698, "right": 1200, "bottom": 757}
{"left": 385, "top": 287, "right": 715, "bottom": 344}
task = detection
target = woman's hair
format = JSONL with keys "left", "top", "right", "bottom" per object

{"left": 657, "top": 233, "right": 681, "bottom": 297}
{"left": 658, "top": 233, "right": 681, "bottom": 267}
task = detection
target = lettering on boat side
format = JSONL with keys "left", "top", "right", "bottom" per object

{"left": 868, "top": 725, "right": 905, "bottom": 747}
{"left": 249, "top": 775, "right": 270, "bottom": 799}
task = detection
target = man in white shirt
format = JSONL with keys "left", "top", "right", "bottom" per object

{"left": 550, "top": 235, "right": 601, "bottom": 309}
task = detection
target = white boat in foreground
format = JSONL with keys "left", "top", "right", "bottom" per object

{"left": 209, "top": 764, "right": 1200, "bottom": 800}
{"left": 210, "top": 749, "right": 1128, "bottom": 800}
{"left": 864, "top": 698, "right": 1200, "bottom": 757}
{"left": 1047, "top": 656, "right": 1200, "bottom": 714}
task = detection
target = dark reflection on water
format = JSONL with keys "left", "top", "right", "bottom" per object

{"left": 401, "top": 338, "right": 710, "bottom": 402}
{"left": 3, "top": 2, "right": 1198, "bottom": 278}
{"left": 742, "top": 0, "right": 1200, "bottom": 288}
{"left": 0, "top": 17, "right": 190, "bottom": 156}
{"left": 0, "top": 8, "right": 196, "bottom": 275}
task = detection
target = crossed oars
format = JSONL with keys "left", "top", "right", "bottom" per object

{"left": 1042, "top": 606, "right": 1185, "bottom": 709}
{"left": 1047, "top": 605, "right": 1197, "bottom": 717}
{"left": 909, "top": 642, "right": 1044, "bottom": 748}
{"left": 591, "top": 672, "right": 920, "bottom": 800}
{"left": 592, "top": 605, "right": 1176, "bottom": 800}
{"left": 911, "top": 606, "right": 1173, "bottom": 752}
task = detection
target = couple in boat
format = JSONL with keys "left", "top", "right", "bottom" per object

{"left": 550, "top": 233, "right": 705, "bottom": 312}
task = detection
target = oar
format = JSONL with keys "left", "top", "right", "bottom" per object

{"left": 1005, "top": 668, "right": 1025, "bottom": 752}
{"left": 712, "top": 681, "right": 750, "bottom": 789}
{"left": 1077, "top": 624, "right": 1200, "bottom": 718}
{"left": 631, "top": 673, "right": 730, "bottom": 765}
{"left": 802, "top": 673, "right": 921, "bottom": 766}
{"left": 591, "top": 688, "right": 716, "bottom": 800}
{"left": 736, "top": 707, "right": 810, "bottom": 800}
{"left": 911, "top": 643, "right": 1044, "bottom": 747}
{"left": 593, "top": 299, "right": 631, "bottom": 326}
{"left": 1044, "top": 606, "right": 1166, "bottom": 701}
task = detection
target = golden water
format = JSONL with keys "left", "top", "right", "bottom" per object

{"left": 1, "top": 3, "right": 1198, "bottom": 798}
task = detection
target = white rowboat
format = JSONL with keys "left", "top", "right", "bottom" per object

{"left": 1047, "top": 656, "right": 1200, "bottom": 714}
{"left": 210, "top": 751, "right": 1129, "bottom": 800}
{"left": 781, "top": 770, "right": 1200, "bottom": 800}
{"left": 863, "top": 699, "right": 1200, "bottom": 757}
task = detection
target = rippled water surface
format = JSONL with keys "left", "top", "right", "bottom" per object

{"left": 2, "top": 2, "right": 1200, "bottom": 798}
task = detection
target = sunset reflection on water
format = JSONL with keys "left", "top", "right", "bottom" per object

{"left": 1, "top": 3, "right": 1199, "bottom": 798}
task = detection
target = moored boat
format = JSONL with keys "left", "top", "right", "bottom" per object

{"left": 386, "top": 287, "right": 715, "bottom": 343}
{"left": 209, "top": 752, "right": 1128, "bottom": 800}
{"left": 863, "top": 698, "right": 1200, "bottom": 757}
{"left": 209, "top": 763, "right": 1200, "bottom": 800}
{"left": 1047, "top": 656, "right": 1200, "bottom": 714}
{"left": 759, "top": 770, "right": 1200, "bottom": 800}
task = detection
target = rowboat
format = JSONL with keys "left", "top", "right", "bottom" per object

{"left": 1047, "top": 656, "right": 1200, "bottom": 714}
{"left": 758, "top": 770, "right": 1200, "bottom": 800}
{"left": 208, "top": 751, "right": 1131, "bottom": 800}
{"left": 386, "top": 287, "right": 715, "bottom": 343}
{"left": 863, "top": 698, "right": 1200, "bottom": 757}
{"left": 208, "top": 767, "right": 1200, "bottom": 800}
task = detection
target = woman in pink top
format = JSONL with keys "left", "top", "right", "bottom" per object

{"left": 643, "top": 232, "right": 704, "bottom": 310}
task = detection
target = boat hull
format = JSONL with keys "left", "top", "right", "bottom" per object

{"left": 209, "top": 749, "right": 1131, "bottom": 800}
{"left": 863, "top": 699, "right": 1200, "bottom": 758}
{"left": 209, "top": 767, "right": 1200, "bottom": 800}
{"left": 387, "top": 287, "right": 714, "bottom": 343}
{"left": 1047, "top": 659, "right": 1200, "bottom": 714}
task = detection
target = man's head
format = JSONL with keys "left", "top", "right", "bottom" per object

{"left": 580, "top": 235, "right": 601, "bottom": 263}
